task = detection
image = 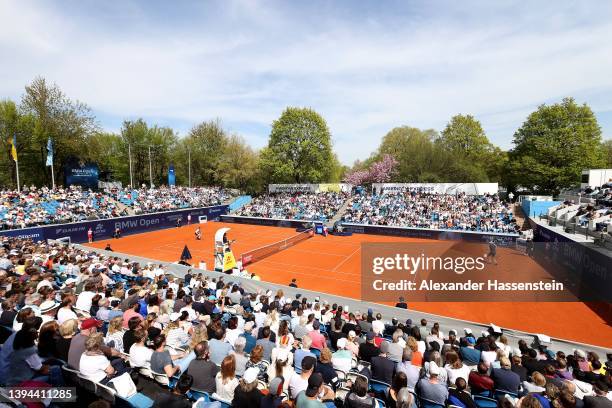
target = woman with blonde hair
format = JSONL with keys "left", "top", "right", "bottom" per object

{"left": 80, "top": 333, "right": 121, "bottom": 384}
{"left": 214, "top": 354, "right": 239, "bottom": 402}
{"left": 104, "top": 316, "right": 125, "bottom": 352}
{"left": 56, "top": 318, "right": 78, "bottom": 362}
{"left": 406, "top": 336, "right": 423, "bottom": 367}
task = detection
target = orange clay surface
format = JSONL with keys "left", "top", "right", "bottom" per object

{"left": 86, "top": 221, "right": 612, "bottom": 348}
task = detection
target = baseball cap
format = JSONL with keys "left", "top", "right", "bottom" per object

{"left": 81, "top": 318, "right": 103, "bottom": 330}
{"left": 429, "top": 361, "right": 441, "bottom": 376}
{"left": 337, "top": 338, "right": 347, "bottom": 349}
{"left": 467, "top": 336, "right": 476, "bottom": 345}
{"left": 306, "top": 373, "right": 324, "bottom": 397}
{"left": 348, "top": 330, "right": 356, "bottom": 338}
{"left": 243, "top": 367, "right": 259, "bottom": 384}
{"left": 170, "top": 312, "right": 181, "bottom": 321}
{"left": 366, "top": 331, "right": 375, "bottom": 341}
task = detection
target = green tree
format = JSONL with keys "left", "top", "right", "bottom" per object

{"left": 20, "top": 77, "right": 97, "bottom": 186}
{"left": 439, "top": 114, "right": 492, "bottom": 158}
{"left": 260, "top": 107, "right": 335, "bottom": 183}
{"left": 602, "top": 139, "right": 612, "bottom": 167}
{"left": 508, "top": 97, "right": 605, "bottom": 194}
{"left": 377, "top": 126, "right": 440, "bottom": 182}
{"left": 174, "top": 120, "right": 228, "bottom": 186}
{"left": 119, "top": 119, "right": 177, "bottom": 187}
{"left": 0, "top": 99, "right": 37, "bottom": 187}
{"left": 216, "top": 134, "right": 261, "bottom": 192}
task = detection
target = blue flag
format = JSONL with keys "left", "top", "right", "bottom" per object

{"left": 46, "top": 138, "right": 54, "bottom": 166}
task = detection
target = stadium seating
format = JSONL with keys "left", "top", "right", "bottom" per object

{"left": 0, "top": 236, "right": 609, "bottom": 407}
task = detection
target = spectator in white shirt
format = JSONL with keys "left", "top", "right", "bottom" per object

{"left": 129, "top": 328, "right": 153, "bottom": 369}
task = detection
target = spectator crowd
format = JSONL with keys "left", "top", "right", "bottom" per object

{"left": 237, "top": 192, "right": 349, "bottom": 222}
{"left": 0, "top": 236, "right": 610, "bottom": 408}
{"left": 0, "top": 186, "right": 232, "bottom": 230}
{"left": 341, "top": 192, "right": 519, "bottom": 233}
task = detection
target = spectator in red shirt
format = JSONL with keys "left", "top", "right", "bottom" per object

{"left": 469, "top": 362, "right": 494, "bottom": 394}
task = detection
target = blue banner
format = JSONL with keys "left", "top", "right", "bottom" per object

{"left": 339, "top": 223, "right": 518, "bottom": 246}
{"left": 0, "top": 205, "right": 228, "bottom": 243}
{"left": 65, "top": 161, "right": 99, "bottom": 189}
{"left": 221, "top": 215, "right": 315, "bottom": 229}
{"left": 168, "top": 164, "right": 176, "bottom": 186}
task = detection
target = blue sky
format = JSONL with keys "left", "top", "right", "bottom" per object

{"left": 1, "top": 0, "right": 611, "bottom": 164}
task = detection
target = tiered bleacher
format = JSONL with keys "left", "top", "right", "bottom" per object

{"left": 544, "top": 186, "right": 612, "bottom": 246}
{"left": 341, "top": 192, "right": 518, "bottom": 233}
{"left": 0, "top": 186, "right": 233, "bottom": 230}
{"left": 236, "top": 192, "right": 349, "bottom": 222}
{"left": 0, "top": 237, "right": 609, "bottom": 408}
{"left": 0, "top": 186, "right": 126, "bottom": 230}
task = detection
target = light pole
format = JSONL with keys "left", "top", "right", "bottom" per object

{"left": 148, "top": 145, "right": 153, "bottom": 189}
{"left": 188, "top": 148, "right": 192, "bottom": 188}
{"left": 128, "top": 143, "right": 134, "bottom": 189}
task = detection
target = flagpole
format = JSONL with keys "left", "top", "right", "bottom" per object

{"left": 15, "top": 160, "right": 20, "bottom": 193}
{"left": 51, "top": 162, "right": 56, "bottom": 190}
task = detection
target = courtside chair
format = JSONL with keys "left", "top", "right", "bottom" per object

{"left": 61, "top": 365, "right": 81, "bottom": 386}
{"left": 369, "top": 379, "right": 391, "bottom": 399}
{"left": 346, "top": 371, "right": 369, "bottom": 388}
{"left": 115, "top": 393, "right": 155, "bottom": 408}
{"left": 96, "top": 381, "right": 117, "bottom": 404}
{"left": 210, "top": 394, "right": 232, "bottom": 408}
{"left": 189, "top": 389, "right": 211, "bottom": 402}
{"left": 494, "top": 389, "right": 518, "bottom": 400}
{"left": 473, "top": 395, "right": 499, "bottom": 408}
{"left": 418, "top": 397, "right": 445, "bottom": 408}
{"left": 77, "top": 373, "right": 98, "bottom": 394}
{"left": 335, "top": 386, "right": 351, "bottom": 402}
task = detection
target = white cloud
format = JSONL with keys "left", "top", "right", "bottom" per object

{"left": 1, "top": 0, "right": 611, "bottom": 164}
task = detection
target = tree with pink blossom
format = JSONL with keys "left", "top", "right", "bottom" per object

{"left": 343, "top": 154, "right": 398, "bottom": 185}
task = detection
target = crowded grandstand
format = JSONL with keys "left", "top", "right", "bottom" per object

{"left": 0, "top": 236, "right": 610, "bottom": 408}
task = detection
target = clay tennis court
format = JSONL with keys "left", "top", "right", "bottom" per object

{"left": 86, "top": 221, "right": 612, "bottom": 348}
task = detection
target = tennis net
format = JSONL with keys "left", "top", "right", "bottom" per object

{"left": 241, "top": 228, "right": 314, "bottom": 267}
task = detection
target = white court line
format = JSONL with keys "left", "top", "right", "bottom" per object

{"left": 331, "top": 246, "right": 361, "bottom": 272}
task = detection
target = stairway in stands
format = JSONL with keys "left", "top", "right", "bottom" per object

{"left": 326, "top": 195, "right": 353, "bottom": 228}
{"left": 109, "top": 196, "right": 135, "bottom": 216}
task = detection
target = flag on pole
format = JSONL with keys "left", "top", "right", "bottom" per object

{"left": 9, "top": 135, "right": 17, "bottom": 162}
{"left": 46, "top": 138, "right": 54, "bottom": 166}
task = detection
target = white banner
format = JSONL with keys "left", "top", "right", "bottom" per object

{"left": 268, "top": 183, "right": 352, "bottom": 193}
{"left": 268, "top": 184, "right": 318, "bottom": 193}
{"left": 372, "top": 183, "right": 498, "bottom": 195}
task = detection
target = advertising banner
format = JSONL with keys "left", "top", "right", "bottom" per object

{"left": 221, "top": 215, "right": 312, "bottom": 229}
{"left": 372, "top": 183, "right": 498, "bottom": 195}
{"left": 268, "top": 184, "right": 318, "bottom": 193}
{"left": 0, "top": 205, "right": 228, "bottom": 243}
{"left": 268, "top": 183, "right": 352, "bottom": 193}
{"left": 342, "top": 223, "right": 518, "bottom": 246}
{"left": 64, "top": 161, "right": 99, "bottom": 189}
{"left": 168, "top": 164, "right": 176, "bottom": 186}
